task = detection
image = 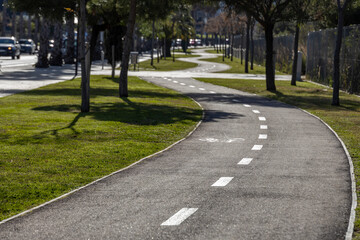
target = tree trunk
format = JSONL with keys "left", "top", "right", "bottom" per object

{"left": 264, "top": 24, "right": 276, "bottom": 91}
{"left": 64, "top": 13, "right": 75, "bottom": 64}
{"left": 291, "top": 24, "right": 300, "bottom": 86}
{"left": 79, "top": 0, "right": 89, "bottom": 112}
{"left": 34, "top": 16, "right": 39, "bottom": 49}
{"left": 250, "top": 19, "right": 254, "bottom": 70}
{"left": 19, "top": 12, "right": 24, "bottom": 39}
{"left": 165, "top": 38, "right": 172, "bottom": 58}
{"left": 27, "top": 15, "right": 32, "bottom": 38}
{"left": 245, "top": 17, "right": 250, "bottom": 73}
{"left": 163, "top": 38, "right": 166, "bottom": 60}
{"left": 49, "top": 20, "right": 63, "bottom": 66}
{"left": 240, "top": 33, "right": 243, "bottom": 65}
{"left": 119, "top": 0, "right": 137, "bottom": 98}
{"left": 11, "top": 11, "right": 16, "bottom": 37}
{"left": 151, "top": 20, "right": 154, "bottom": 66}
{"left": 2, "top": 0, "right": 7, "bottom": 36}
{"left": 332, "top": 0, "right": 348, "bottom": 106}
{"left": 35, "top": 18, "right": 49, "bottom": 68}
{"left": 231, "top": 34, "right": 234, "bottom": 61}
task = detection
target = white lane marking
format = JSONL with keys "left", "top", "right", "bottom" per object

{"left": 199, "top": 138, "right": 244, "bottom": 143}
{"left": 260, "top": 125, "right": 268, "bottom": 130}
{"left": 238, "top": 158, "right": 253, "bottom": 165}
{"left": 180, "top": 83, "right": 186, "bottom": 86}
{"left": 189, "top": 85, "right": 195, "bottom": 88}
{"left": 173, "top": 80, "right": 179, "bottom": 83}
{"left": 199, "top": 88, "right": 206, "bottom": 91}
{"left": 259, "top": 117, "right": 266, "bottom": 121}
{"left": 161, "top": 208, "right": 198, "bottom": 226}
{"left": 243, "top": 104, "right": 251, "bottom": 108}
{"left": 168, "top": 79, "right": 172, "bottom": 81}
{"left": 252, "top": 145, "right": 263, "bottom": 150}
{"left": 211, "top": 177, "right": 234, "bottom": 187}
{"left": 259, "top": 134, "right": 268, "bottom": 139}
{"left": 163, "top": 77, "right": 168, "bottom": 80}
{"left": 209, "top": 91, "right": 216, "bottom": 94}
{"left": 232, "top": 99, "right": 240, "bottom": 103}
{"left": 252, "top": 110, "right": 260, "bottom": 114}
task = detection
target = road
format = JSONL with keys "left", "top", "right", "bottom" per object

{"left": 0, "top": 49, "right": 354, "bottom": 239}
{"left": 0, "top": 54, "right": 37, "bottom": 70}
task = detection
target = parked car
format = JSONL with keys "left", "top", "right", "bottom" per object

{"left": 19, "top": 39, "right": 36, "bottom": 54}
{"left": 0, "top": 36, "right": 21, "bottom": 59}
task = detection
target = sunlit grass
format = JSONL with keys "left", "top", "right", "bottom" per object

{"left": 0, "top": 75, "right": 202, "bottom": 221}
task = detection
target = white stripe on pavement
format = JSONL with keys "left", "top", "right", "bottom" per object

{"left": 199, "top": 88, "right": 206, "bottom": 91}
{"left": 259, "top": 117, "right": 266, "bottom": 121}
{"left": 238, "top": 158, "right": 253, "bottom": 165}
{"left": 211, "top": 177, "right": 234, "bottom": 187}
{"left": 259, "top": 134, "right": 268, "bottom": 139}
{"left": 243, "top": 104, "right": 251, "bottom": 108}
{"left": 260, "top": 125, "right": 268, "bottom": 130}
{"left": 161, "top": 208, "right": 198, "bottom": 226}
{"left": 252, "top": 110, "right": 260, "bottom": 114}
{"left": 252, "top": 145, "right": 263, "bottom": 150}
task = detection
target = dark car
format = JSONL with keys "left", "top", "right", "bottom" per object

{"left": 19, "top": 39, "right": 36, "bottom": 55}
{"left": 0, "top": 37, "right": 21, "bottom": 59}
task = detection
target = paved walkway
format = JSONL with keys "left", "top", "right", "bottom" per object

{"left": 0, "top": 49, "right": 354, "bottom": 239}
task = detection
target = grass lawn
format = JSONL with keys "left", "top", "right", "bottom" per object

{"left": 203, "top": 49, "right": 286, "bottom": 75}
{"left": 195, "top": 77, "right": 360, "bottom": 238}
{"left": 0, "top": 75, "right": 202, "bottom": 221}
{"left": 136, "top": 58, "right": 198, "bottom": 71}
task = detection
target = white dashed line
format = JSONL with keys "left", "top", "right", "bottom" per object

{"left": 243, "top": 104, "right": 251, "bottom": 108}
{"left": 211, "top": 177, "right": 234, "bottom": 187}
{"left": 161, "top": 208, "right": 198, "bottom": 226}
{"left": 260, "top": 125, "right": 268, "bottom": 130}
{"left": 180, "top": 83, "right": 186, "bottom": 86}
{"left": 252, "top": 110, "right": 260, "bottom": 114}
{"left": 252, "top": 145, "right": 263, "bottom": 150}
{"left": 173, "top": 80, "right": 179, "bottom": 83}
{"left": 209, "top": 91, "right": 216, "bottom": 94}
{"left": 258, "top": 117, "right": 266, "bottom": 121}
{"left": 259, "top": 134, "right": 268, "bottom": 139}
{"left": 199, "top": 88, "right": 206, "bottom": 91}
{"left": 189, "top": 85, "right": 195, "bottom": 88}
{"left": 238, "top": 158, "right": 253, "bottom": 165}
{"left": 232, "top": 99, "right": 240, "bottom": 102}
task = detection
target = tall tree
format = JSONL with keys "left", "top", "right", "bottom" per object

{"left": 119, "top": 0, "right": 137, "bottom": 97}
{"left": 64, "top": 11, "right": 75, "bottom": 64}
{"left": 2, "top": 0, "right": 7, "bottom": 35}
{"left": 35, "top": 18, "right": 50, "bottom": 68}
{"left": 79, "top": 0, "right": 89, "bottom": 112}
{"left": 332, "top": 0, "right": 351, "bottom": 106}
{"left": 288, "top": 0, "right": 311, "bottom": 86}
{"left": 49, "top": 19, "right": 63, "bottom": 66}
{"left": 225, "top": 0, "right": 293, "bottom": 91}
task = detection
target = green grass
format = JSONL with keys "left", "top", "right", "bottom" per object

{"left": 0, "top": 75, "right": 202, "bottom": 221}
{"left": 136, "top": 58, "right": 198, "bottom": 71}
{"left": 203, "top": 49, "right": 286, "bottom": 75}
{"left": 195, "top": 77, "right": 360, "bottom": 238}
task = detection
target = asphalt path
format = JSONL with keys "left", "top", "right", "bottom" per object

{"left": 0, "top": 49, "right": 354, "bottom": 239}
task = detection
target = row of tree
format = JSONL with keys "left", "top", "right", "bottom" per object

{"left": 222, "top": 0, "right": 360, "bottom": 106}
{"left": 5, "top": 0, "right": 359, "bottom": 111}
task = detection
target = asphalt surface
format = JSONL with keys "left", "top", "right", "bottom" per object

{"left": 0, "top": 49, "right": 353, "bottom": 239}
